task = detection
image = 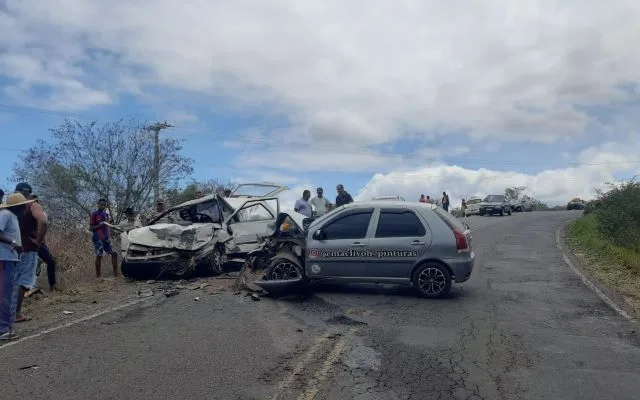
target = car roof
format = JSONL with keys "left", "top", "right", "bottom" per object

{"left": 345, "top": 201, "right": 437, "bottom": 209}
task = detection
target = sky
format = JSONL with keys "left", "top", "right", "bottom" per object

{"left": 1, "top": 1, "right": 639, "bottom": 211}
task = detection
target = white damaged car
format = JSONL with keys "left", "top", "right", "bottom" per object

{"left": 120, "top": 183, "right": 288, "bottom": 279}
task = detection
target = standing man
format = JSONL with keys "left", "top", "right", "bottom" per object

{"left": 90, "top": 198, "right": 118, "bottom": 278}
{"left": 426, "top": 195, "right": 434, "bottom": 204}
{"left": 14, "top": 183, "right": 47, "bottom": 323}
{"left": 147, "top": 199, "right": 174, "bottom": 225}
{"left": 223, "top": 189, "right": 232, "bottom": 198}
{"left": 441, "top": 191, "right": 450, "bottom": 212}
{"left": 310, "top": 187, "right": 331, "bottom": 217}
{"left": 114, "top": 207, "right": 141, "bottom": 259}
{"left": 461, "top": 198, "right": 467, "bottom": 217}
{"left": 419, "top": 194, "right": 427, "bottom": 203}
{"left": 32, "top": 195, "right": 57, "bottom": 292}
{"left": 0, "top": 192, "right": 32, "bottom": 340}
{"left": 294, "top": 190, "right": 313, "bottom": 217}
{"left": 335, "top": 184, "right": 354, "bottom": 208}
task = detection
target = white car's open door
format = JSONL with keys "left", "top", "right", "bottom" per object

{"left": 225, "top": 196, "right": 281, "bottom": 252}
{"left": 230, "top": 182, "right": 289, "bottom": 198}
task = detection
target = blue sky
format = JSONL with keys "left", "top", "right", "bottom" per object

{"left": 1, "top": 1, "right": 639, "bottom": 207}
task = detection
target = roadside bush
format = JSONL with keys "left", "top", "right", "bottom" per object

{"left": 39, "top": 227, "right": 96, "bottom": 290}
{"left": 593, "top": 178, "right": 640, "bottom": 250}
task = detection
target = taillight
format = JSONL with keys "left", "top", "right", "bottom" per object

{"left": 453, "top": 230, "right": 469, "bottom": 252}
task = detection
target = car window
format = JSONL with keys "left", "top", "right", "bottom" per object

{"left": 375, "top": 209, "right": 426, "bottom": 238}
{"left": 322, "top": 211, "right": 373, "bottom": 240}
{"left": 235, "top": 203, "right": 274, "bottom": 222}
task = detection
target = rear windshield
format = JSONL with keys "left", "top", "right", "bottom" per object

{"left": 433, "top": 208, "right": 467, "bottom": 231}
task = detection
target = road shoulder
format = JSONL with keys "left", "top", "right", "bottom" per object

{"left": 557, "top": 220, "right": 639, "bottom": 323}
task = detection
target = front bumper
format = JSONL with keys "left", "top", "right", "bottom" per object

{"left": 480, "top": 206, "right": 503, "bottom": 214}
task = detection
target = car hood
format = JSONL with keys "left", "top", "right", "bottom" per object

{"left": 126, "top": 223, "right": 222, "bottom": 250}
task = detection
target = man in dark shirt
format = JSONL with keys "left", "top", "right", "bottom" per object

{"left": 14, "top": 182, "right": 48, "bottom": 323}
{"left": 335, "top": 184, "right": 354, "bottom": 207}
{"left": 90, "top": 198, "right": 118, "bottom": 278}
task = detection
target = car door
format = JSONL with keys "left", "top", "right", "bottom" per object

{"left": 366, "top": 207, "right": 432, "bottom": 279}
{"left": 306, "top": 207, "right": 375, "bottom": 278}
{"left": 226, "top": 198, "right": 278, "bottom": 251}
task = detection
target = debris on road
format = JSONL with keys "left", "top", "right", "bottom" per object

{"left": 137, "top": 289, "right": 154, "bottom": 298}
{"left": 18, "top": 365, "right": 39, "bottom": 370}
{"left": 62, "top": 310, "right": 74, "bottom": 315}
{"left": 194, "top": 296, "right": 200, "bottom": 301}
{"left": 163, "top": 289, "right": 179, "bottom": 297}
{"left": 250, "top": 293, "right": 261, "bottom": 301}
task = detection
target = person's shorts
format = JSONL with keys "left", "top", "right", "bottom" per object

{"left": 15, "top": 251, "right": 38, "bottom": 290}
{"left": 93, "top": 239, "right": 115, "bottom": 257}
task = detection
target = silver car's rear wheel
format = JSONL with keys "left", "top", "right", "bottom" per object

{"left": 413, "top": 262, "right": 452, "bottom": 298}
{"left": 266, "top": 259, "right": 303, "bottom": 281}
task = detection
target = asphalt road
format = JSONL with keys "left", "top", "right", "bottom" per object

{"left": 2, "top": 210, "right": 640, "bottom": 400}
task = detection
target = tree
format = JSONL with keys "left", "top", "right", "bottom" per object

{"left": 164, "top": 178, "right": 236, "bottom": 206}
{"left": 13, "top": 118, "right": 194, "bottom": 225}
{"left": 504, "top": 186, "right": 528, "bottom": 201}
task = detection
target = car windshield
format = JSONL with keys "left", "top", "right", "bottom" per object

{"left": 161, "top": 199, "right": 223, "bottom": 225}
{"left": 484, "top": 195, "right": 504, "bottom": 202}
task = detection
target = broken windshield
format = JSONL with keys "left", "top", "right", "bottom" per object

{"left": 160, "top": 199, "right": 223, "bottom": 225}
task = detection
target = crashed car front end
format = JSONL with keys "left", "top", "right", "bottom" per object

{"left": 121, "top": 223, "right": 233, "bottom": 279}
{"left": 238, "top": 211, "right": 313, "bottom": 293}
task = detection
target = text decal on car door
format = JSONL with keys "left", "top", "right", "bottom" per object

{"left": 309, "top": 248, "right": 418, "bottom": 258}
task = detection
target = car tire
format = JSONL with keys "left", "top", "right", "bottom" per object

{"left": 412, "top": 262, "right": 452, "bottom": 299}
{"left": 508, "top": 208, "right": 512, "bottom": 215}
{"left": 500, "top": 209, "right": 504, "bottom": 216}
{"left": 265, "top": 257, "right": 304, "bottom": 281}
{"left": 202, "top": 245, "right": 225, "bottom": 275}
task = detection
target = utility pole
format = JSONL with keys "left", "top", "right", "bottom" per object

{"left": 145, "top": 121, "right": 174, "bottom": 203}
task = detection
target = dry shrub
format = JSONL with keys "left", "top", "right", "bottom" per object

{"left": 38, "top": 227, "right": 97, "bottom": 289}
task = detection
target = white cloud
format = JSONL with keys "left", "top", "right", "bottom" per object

{"left": 166, "top": 111, "right": 198, "bottom": 124}
{"left": 2, "top": 1, "right": 640, "bottom": 142}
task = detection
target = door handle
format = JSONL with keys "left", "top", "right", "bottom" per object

{"left": 351, "top": 242, "right": 366, "bottom": 247}
{"left": 410, "top": 241, "right": 426, "bottom": 245}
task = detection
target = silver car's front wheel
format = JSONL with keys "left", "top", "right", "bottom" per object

{"left": 413, "top": 263, "right": 452, "bottom": 298}
{"left": 266, "top": 258, "right": 303, "bottom": 281}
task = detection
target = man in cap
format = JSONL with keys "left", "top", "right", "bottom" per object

{"left": 13, "top": 183, "right": 48, "bottom": 323}
{"left": 335, "top": 184, "right": 354, "bottom": 208}
{"left": 147, "top": 199, "right": 174, "bottom": 225}
{"left": 90, "top": 198, "right": 119, "bottom": 278}
{"left": 0, "top": 192, "right": 33, "bottom": 340}
{"left": 310, "top": 187, "right": 332, "bottom": 217}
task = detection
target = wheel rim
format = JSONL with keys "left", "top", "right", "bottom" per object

{"left": 211, "top": 251, "right": 222, "bottom": 272}
{"left": 417, "top": 267, "right": 446, "bottom": 295}
{"left": 269, "top": 261, "right": 301, "bottom": 281}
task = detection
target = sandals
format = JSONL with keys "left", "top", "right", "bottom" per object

{"left": 14, "top": 314, "right": 32, "bottom": 323}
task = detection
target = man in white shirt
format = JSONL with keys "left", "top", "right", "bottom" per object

{"left": 294, "top": 190, "right": 312, "bottom": 217}
{"left": 310, "top": 187, "right": 332, "bottom": 217}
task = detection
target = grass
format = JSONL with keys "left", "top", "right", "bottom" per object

{"left": 568, "top": 213, "right": 640, "bottom": 314}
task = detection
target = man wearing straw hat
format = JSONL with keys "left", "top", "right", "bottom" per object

{"left": 13, "top": 182, "right": 48, "bottom": 323}
{"left": 0, "top": 192, "right": 34, "bottom": 340}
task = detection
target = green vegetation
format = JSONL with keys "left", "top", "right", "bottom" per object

{"left": 567, "top": 177, "right": 640, "bottom": 313}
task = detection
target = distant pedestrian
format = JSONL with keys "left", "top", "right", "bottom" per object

{"left": 14, "top": 183, "right": 47, "bottom": 323}
{"left": 294, "top": 190, "right": 312, "bottom": 217}
{"left": 310, "top": 187, "right": 332, "bottom": 217}
{"left": 441, "top": 192, "right": 450, "bottom": 212}
{"left": 335, "top": 184, "right": 354, "bottom": 207}
{"left": 0, "top": 192, "right": 33, "bottom": 340}
{"left": 90, "top": 198, "right": 119, "bottom": 278}
{"left": 419, "top": 194, "right": 426, "bottom": 203}
{"left": 426, "top": 195, "right": 434, "bottom": 204}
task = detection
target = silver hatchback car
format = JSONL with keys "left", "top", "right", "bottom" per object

{"left": 254, "top": 201, "right": 475, "bottom": 298}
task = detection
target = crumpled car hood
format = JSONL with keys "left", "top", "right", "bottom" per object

{"left": 126, "top": 223, "right": 222, "bottom": 250}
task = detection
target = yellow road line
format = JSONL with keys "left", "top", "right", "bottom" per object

{"left": 269, "top": 332, "right": 332, "bottom": 400}
{"left": 297, "top": 327, "right": 358, "bottom": 400}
